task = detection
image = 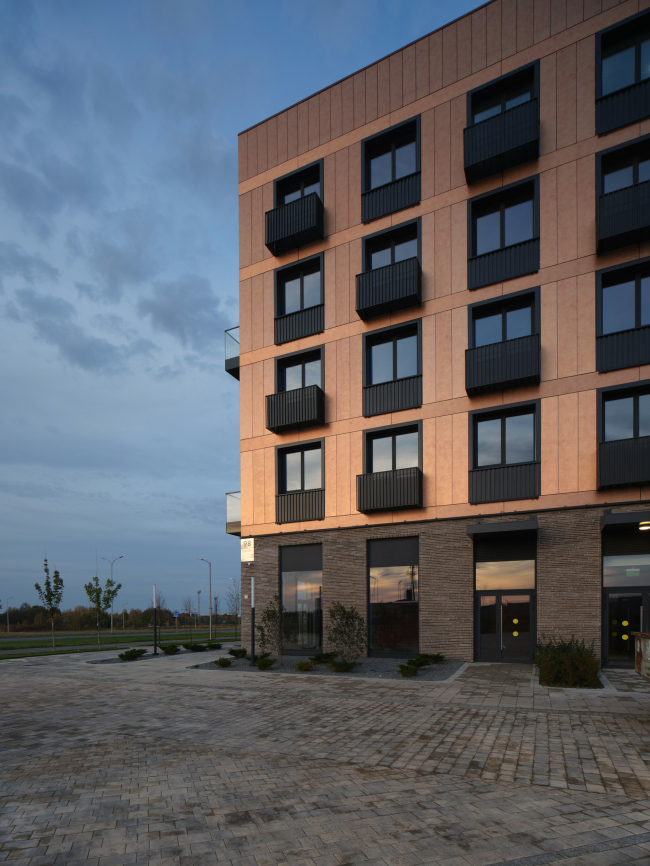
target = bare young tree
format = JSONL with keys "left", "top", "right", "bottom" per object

{"left": 156, "top": 592, "right": 167, "bottom": 612}
{"left": 84, "top": 576, "right": 122, "bottom": 648}
{"left": 34, "top": 559, "right": 64, "bottom": 652}
{"left": 213, "top": 595, "right": 219, "bottom": 620}
{"left": 181, "top": 596, "right": 194, "bottom": 641}
{"left": 226, "top": 582, "right": 241, "bottom": 641}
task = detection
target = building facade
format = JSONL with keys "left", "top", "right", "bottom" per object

{"left": 227, "top": 0, "right": 650, "bottom": 666}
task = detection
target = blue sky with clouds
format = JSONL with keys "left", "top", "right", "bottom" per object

{"left": 0, "top": 0, "right": 482, "bottom": 613}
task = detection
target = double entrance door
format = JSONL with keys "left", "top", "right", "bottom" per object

{"left": 476, "top": 592, "right": 535, "bottom": 662}
{"left": 603, "top": 588, "right": 650, "bottom": 666}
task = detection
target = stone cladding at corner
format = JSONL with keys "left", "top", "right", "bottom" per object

{"left": 240, "top": 504, "right": 650, "bottom": 661}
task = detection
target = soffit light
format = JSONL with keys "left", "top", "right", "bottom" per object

{"left": 639, "top": 521, "right": 650, "bottom": 531}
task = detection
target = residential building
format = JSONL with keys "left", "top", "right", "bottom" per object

{"left": 226, "top": 0, "right": 650, "bottom": 666}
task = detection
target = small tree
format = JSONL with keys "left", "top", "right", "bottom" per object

{"left": 181, "top": 596, "right": 194, "bottom": 641}
{"left": 213, "top": 595, "right": 219, "bottom": 620}
{"left": 34, "top": 559, "right": 64, "bottom": 652}
{"left": 84, "top": 576, "right": 122, "bottom": 648}
{"left": 326, "top": 602, "right": 366, "bottom": 662}
{"left": 226, "top": 582, "right": 241, "bottom": 641}
{"left": 256, "top": 593, "right": 285, "bottom": 667}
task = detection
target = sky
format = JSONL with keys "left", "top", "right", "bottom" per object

{"left": 0, "top": 0, "right": 483, "bottom": 614}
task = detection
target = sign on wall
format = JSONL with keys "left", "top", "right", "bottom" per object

{"left": 241, "top": 538, "right": 254, "bottom": 562}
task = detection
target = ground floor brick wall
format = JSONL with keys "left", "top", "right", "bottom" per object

{"left": 239, "top": 503, "right": 650, "bottom": 662}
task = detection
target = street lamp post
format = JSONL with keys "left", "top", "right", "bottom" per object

{"left": 6, "top": 597, "right": 13, "bottom": 634}
{"left": 101, "top": 555, "right": 123, "bottom": 634}
{"left": 197, "top": 590, "right": 201, "bottom": 631}
{"left": 197, "top": 559, "right": 212, "bottom": 641}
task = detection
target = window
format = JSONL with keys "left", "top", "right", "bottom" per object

{"left": 473, "top": 407, "right": 537, "bottom": 469}
{"left": 601, "top": 23, "right": 650, "bottom": 97}
{"left": 280, "top": 545, "right": 322, "bottom": 653}
{"left": 276, "top": 259, "right": 321, "bottom": 318}
{"left": 367, "top": 426, "right": 419, "bottom": 473}
{"left": 602, "top": 151, "right": 650, "bottom": 194}
{"left": 277, "top": 351, "right": 321, "bottom": 392}
{"left": 365, "top": 222, "right": 418, "bottom": 271}
{"left": 600, "top": 268, "right": 650, "bottom": 336}
{"left": 473, "top": 186, "right": 535, "bottom": 256}
{"left": 275, "top": 163, "right": 321, "bottom": 206}
{"left": 472, "top": 73, "right": 534, "bottom": 125}
{"left": 472, "top": 296, "right": 534, "bottom": 348}
{"left": 604, "top": 392, "right": 650, "bottom": 441}
{"left": 361, "top": 118, "right": 421, "bottom": 223}
{"left": 368, "top": 537, "right": 419, "bottom": 655}
{"left": 367, "top": 328, "right": 418, "bottom": 386}
{"left": 278, "top": 443, "right": 322, "bottom": 493}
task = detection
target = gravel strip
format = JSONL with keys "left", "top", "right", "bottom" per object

{"left": 197, "top": 655, "right": 464, "bottom": 681}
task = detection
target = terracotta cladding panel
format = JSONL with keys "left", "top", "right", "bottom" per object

{"left": 257, "top": 122, "right": 268, "bottom": 174}
{"left": 365, "top": 65, "right": 378, "bottom": 122}
{"left": 442, "top": 22, "right": 458, "bottom": 87}
{"left": 534, "top": 0, "right": 551, "bottom": 41}
{"left": 287, "top": 106, "right": 298, "bottom": 159}
{"left": 486, "top": 0, "right": 502, "bottom": 65}
{"left": 402, "top": 45, "right": 416, "bottom": 105}
{"left": 319, "top": 89, "right": 331, "bottom": 145}
{"left": 502, "top": 0, "right": 517, "bottom": 58}
{"left": 517, "top": 0, "right": 535, "bottom": 50}
{"left": 308, "top": 96, "right": 320, "bottom": 151}
{"left": 430, "top": 31, "right": 443, "bottom": 92}
{"left": 353, "top": 72, "right": 366, "bottom": 128}
{"left": 342, "top": 77, "right": 354, "bottom": 135}
{"left": 238, "top": 133, "right": 247, "bottom": 183}
{"left": 551, "top": 0, "right": 567, "bottom": 35}
{"left": 416, "top": 38, "right": 430, "bottom": 99}
{"left": 457, "top": 15, "right": 472, "bottom": 81}
{"left": 377, "top": 58, "right": 390, "bottom": 117}
{"left": 389, "top": 52, "right": 403, "bottom": 112}
{"left": 472, "top": 7, "right": 487, "bottom": 72}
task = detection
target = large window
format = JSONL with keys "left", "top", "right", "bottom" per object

{"left": 365, "top": 222, "right": 418, "bottom": 271}
{"left": 368, "top": 537, "right": 418, "bottom": 655}
{"left": 601, "top": 22, "right": 650, "bottom": 97}
{"left": 473, "top": 185, "right": 535, "bottom": 256}
{"left": 280, "top": 544, "right": 322, "bottom": 653}
{"left": 278, "top": 443, "right": 322, "bottom": 493}
{"left": 601, "top": 269, "right": 650, "bottom": 336}
{"left": 367, "top": 426, "right": 419, "bottom": 473}
{"left": 471, "top": 72, "right": 534, "bottom": 125}
{"left": 277, "top": 350, "right": 321, "bottom": 392}
{"left": 472, "top": 293, "right": 535, "bottom": 348}
{"left": 366, "top": 326, "right": 418, "bottom": 386}
{"left": 365, "top": 124, "right": 418, "bottom": 191}
{"left": 602, "top": 151, "right": 650, "bottom": 194}
{"left": 474, "top": 408, "right": 536, "bottom": 469}
{"left": 603, "top": 392, "right": 650, "bottom": 441}
{"left": 275, "top": 163, "right": 321, "bottom": 206}
{"left": 276, "top": 258, "right": 321, "bottom": 318}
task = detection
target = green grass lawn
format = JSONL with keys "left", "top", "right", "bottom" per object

{"left": 0, "top": 631, "right": 239, "bottom": 651}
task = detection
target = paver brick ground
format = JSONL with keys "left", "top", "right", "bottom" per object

{"left": 2, "top": 651, "right": 650, "bottom": 864}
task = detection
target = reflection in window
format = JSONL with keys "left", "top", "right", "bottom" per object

{"left": 369, "top": 429, "right": 419, "bottom": 473}
{"left": 603, "top": 554, "right": 650, "bottom": 587}
{"left": 280, "top": 355, "right": 321, "bottom": 392}
{"left": 602, "top": 275, "right": 650, "bottom": 335}
{"left": 602, "top": 30, "right": 650, "bottom": 97}
{"left": 603, "top": 155, "right": 650, "bottom": 195}
{"left": 473, "top": 78, "right": 533, "bottom": 124}
{"left": 475, "top": 560, "right": 535, "bottom": 590}
{"left": 281, "top": 570, "right": 322, "bottom": 651}
{"left": 369, "top": 137, "right": 417, "bottom": 190}
{"left": 474, "top": 302, "right": 533, "bottom": 347}
{"left": 368, "top": 331, "right": 418, "bottom": 385}
{"left": 476, "top": 411, "right": 535, "bottom": 467}
{"left": 369, "top": 564, "right": 419, "bottom": 653}
{"left": 474, "top": 193, "right": 534, "bottom": 256}
{"left": 368, "top": 226, "right": 418, "bottom": 270}
{"left": 604, "top": 393, "right": 650, "bottom": 441}
{"left": 278, "top": 168, "right": 321, "bottom": 205}
{"left": 280, "top": 445, "right": 322, "bottom": 493}
{"left": 278, "top": 262, "right": 321, "bottom": 317}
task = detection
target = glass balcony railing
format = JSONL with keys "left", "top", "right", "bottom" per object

{"left": 226, "top": 491, "right": 241, "bottom": 536}
{"left": 225, "top": 326, "right": 239, "bottom": 380}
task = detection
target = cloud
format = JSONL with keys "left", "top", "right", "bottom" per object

{"left": 164, "top": 127, "right": 236, "bottom": 200}
{"left": 137, "top": 274, "right": 227, "bottom": 354}
{"left": 0, "top": 242, "right": 58, "bottom": 291}
{"left": 0, "top": 93, "right": 30, "bottom": 138}
{"left": 0, "top": 159, "right": 60, "bottom": 240}
{"left": 90, "top": 63, "right": 139, "bottom": 139}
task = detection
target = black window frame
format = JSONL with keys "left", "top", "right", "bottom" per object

{"left": 599, "top": 145, "right": 650, "bottom": 195}
{"left": 363, "top": 420, "right": 423, "bottom": 474}
{"left": 276, "top": 438, "right": 325, "bottom": 495}
{"left": 468, "top": 287, "right": 540, "bottom": 349}
{"left": 274, "top": 253, "right": 324, "bottom": 319}
{"left": 469, "top": 400, "right": 541, "bottom": 471}
{"left": 596, "top": 9, "right": 650, "bottom": 100}
{"left": 274, "top": 159, "right": 323, "bottom": 208}
{"left": 362, "top": 319, "right": 422, "bottom": 387}
{"left": 362, "top": 218, "right": 421, "bottom": 273}
{"left": 468, "top": 176, "right": 540, "bottom": 258}
{"left": 598, "top": 380, "right": 650, "bottom": 443}
{"left": 361, "top": 117, "right": 421, "bottom": 194}
{"left": 467, "top": 61, "right": 539, "bottom": 127}
{"left": 597, "top": 256, "right": 650, "bottom": 337}
{"left": 275, "top": 345, "right": 324, "bottom": 393}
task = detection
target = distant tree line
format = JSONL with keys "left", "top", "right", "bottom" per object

{"left": 2, "top": 603, "right": 239, "bottom": 632}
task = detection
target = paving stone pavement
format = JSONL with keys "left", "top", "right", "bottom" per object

{"left": 2, "top": 651, "right": 650, "bottom": 865}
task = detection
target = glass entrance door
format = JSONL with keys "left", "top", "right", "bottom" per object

{"left": 476, "top": 592, "right": 534, "bottom": 662}
{"left": 604, "top": 590, "right": 647, "bottom": 666}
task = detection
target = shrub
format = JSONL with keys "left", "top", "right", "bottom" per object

{"left": 182, "top": 643, "right": 206, "bottom": 652}
{"left": 214, "top": 657, "right": 232, "bottom": 668}
{"left": 294, "top": 660, "right": 316, "bottom": 672}
{"left": 228, "top": 648, "right": 247, "bottom": 659}
{"left": 206, "top": 642, "right": 222, "bottom": 650}
{"left": 309, "top": 651, "right": 338, "bottom": 665}
{"left": 534, "top": 636, "right": 602, "bottom": 689}
{"left": 256, "top": 656, "right": 275, "bottom": 671}
{"left": 326, "top": 602, "right": 366, "bottom": 663}
{"left": 330, "top": 659, "right": 359, "bottom": 673}
{"left": 160, "top": 644, "right": 179, "bottom": 655}
{"left": 398, "top": 663, "right": 418, "bottom": 677}
{"left": 256, "top": 594, "right": 287, "bottom": 666}
{"left": 407, "top": 653, "right": 445, "bottom": 669}
{"left": 118, "top": 648, "right": 147, "bottom": 662}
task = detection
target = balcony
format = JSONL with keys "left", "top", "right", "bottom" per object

{"left": 597, "top": 79, "right": 650, "bottom": 136}
{"left": 363, "top": 375, "right": 422, "bottom": 418}
{"left": 356, "top": 257, "right": 421, "bottom": 320}
{"left": 468, "top": 239, "right": 539, "bottom": 290}
{"left": 266, "top": 385, "right": 325, "bottom": 433}
{"left": 361, "top": 173, "right": 421, "bottom": 224}
{"left": 597, "top": 326, "right": 650, "bottom": 372}
{"left": 276, "top": 489, "right": 325, "bottom": 524}
{"left": 275, "top": 304, "right": 324, "bottom": 345}
{"left": 225, "top": 326, "right": 239, "bottom": 380}
{"left": 469, "top": 462, "right": 540, "bottom": 504}
{"left": 598, "top": 436, "right": 650, "bottom": 488}
{"left": 226, "top": 491, "right": 241, "bottom": 536}
{"left": 464, "top": 99, "right": 539, "bottom": 184}
{"left": 465, "top": 334, "right": 541, "bottom": 396}
{"left": 357, "top": 467, "right": 423, "bottom": 513}
{"left": 265, "top": 193, "right": 324, "bottom": 256}
{"left": 597, "top": 182, "right": 650, "bottom": 254}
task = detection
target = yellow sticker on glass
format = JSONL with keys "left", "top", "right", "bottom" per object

{"left": 513, "top": 631, "right": 519, "bottom": 637}
{"left": 513, "top": 619, "right": 519, "bottom": 624}
{"left": 622, "top": 634, "right": 629, "bottom": 640}
{"left": 622, "top": 620, "right": 629, "bottom": 626}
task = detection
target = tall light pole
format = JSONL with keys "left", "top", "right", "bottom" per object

{"left": 197, "top": 590, "right": 201, "bottom": 630}
{"left": 197, "top": 559, "right": 212, "bottom": 640}
{"left": 101, "top": 555, "right": 123, "bottom": 633}
{"left": 6, "top": 597, "right": 13, "bottom": 634}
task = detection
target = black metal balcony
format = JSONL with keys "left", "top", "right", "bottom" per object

{"left": 356, "top": 257, "right": 421, "bottom": 320}
{"left": 598, "top": 436, "right": 650, "bottom": 488}
{"left": 265, "top": 193, "right": 324, "bottom": 256}
{"left": 266, "top": 385, "right": 325, "bottom": 433}
{"left": 597, "top": 182, "right": 650, "bottom": 253}
{"left": 275, "top": 304, "right": 324, "bottom": 345}
{"left": 464, "top": 100, "right": 539, "bottom": 184}
{"left": 469, "top": 462, "right": 540, "bottom": 504}
{"left": 597, "top": 326, "right": 650, "bottom": 372}
{"left": 465, "top": 334, "right": 541, "bottom": 396}
{"left": 468, "top": 239, "right": 539, "bottom": 290}
{"left": 361, "top": 173, "right": 421, "bottom": 224}
{"left": 224, "top": 326, "right": 239, "bottom": 380}
{"left": 363, "top": 375, "right": 422, "bottom": 417}
{"left": 276, "top": 489, "right": 325, "bottom": 524}
{"left": 597, "top": 79, "right": 650, "bottom": 136}
{"left": 357, "top": 467, "right": 423, "bottom": 513}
